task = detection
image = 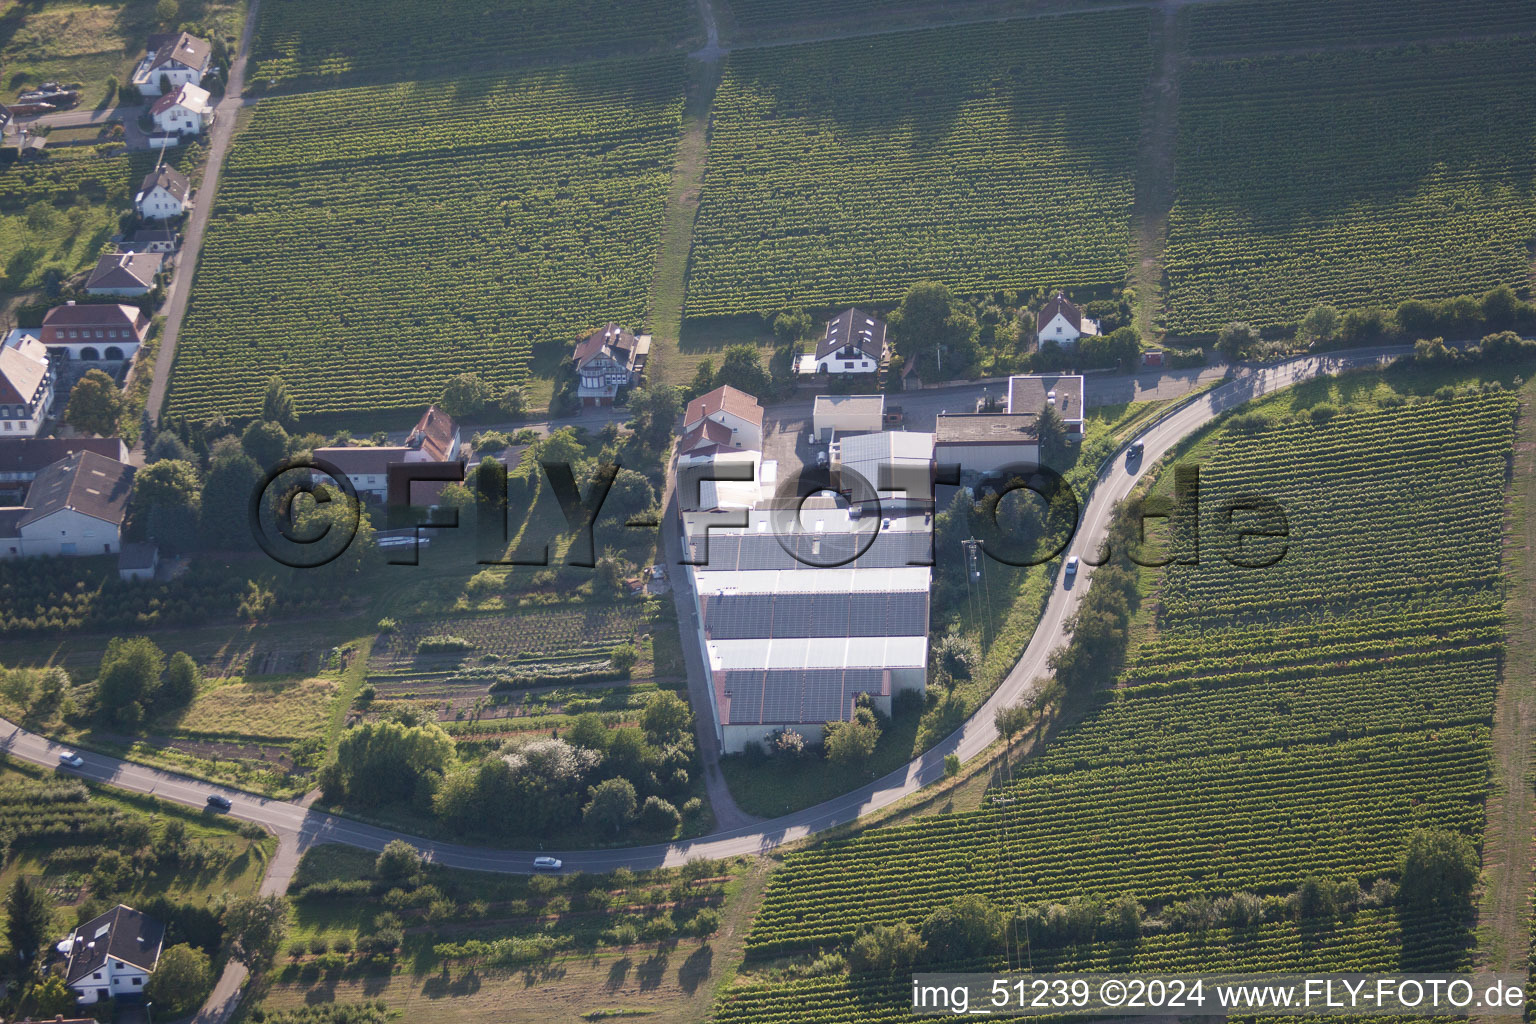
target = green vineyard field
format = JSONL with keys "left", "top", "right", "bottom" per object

{"left": 1186, "top": 0, "right": 1536, "bottom": 57}
{"left": 249, "top": 0, "right": 697, "bottom": 89}
{"left": 717, "top": 387, "right": 1515, "bottom": 1021}
{"left": 1164, "top": 38, "right": 1536, "bottom": 334}
{"left": 166, "top": 60, "right": 686, "bottom": 420}
{"left": 684, "top": 9, "right": 1152, "bottom": 319}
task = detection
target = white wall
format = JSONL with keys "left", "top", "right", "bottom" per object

{"left": 933, "top": 441, "right": 1040, "bottom": 478}
{"left": 16, "top": 508, "right": 121, "bottom": 558}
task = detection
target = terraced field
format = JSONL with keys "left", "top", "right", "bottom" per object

{"left": 714, "top": 385, "right": 1515, "bottom": 1019}
{"left": 684, "top": 9, "right": 1152, "bottom": 319}
{"left": 249, "top": 0, "right": 697, "bottom": 88}
{"left": 166, "top": 58, "right": 686, "bottom": 419}
{"left": 1164, "top": 37, "right": 1536, "bottom": 334}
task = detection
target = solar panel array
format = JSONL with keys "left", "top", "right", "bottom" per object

{"left": 723, "top": 668, "right": 888, "bottom": 724}
{"left": 687, "top": 531, "right": 931, "bottom": 570}
{"left": 702, "top": 591, "right": 929, "bottom": 639}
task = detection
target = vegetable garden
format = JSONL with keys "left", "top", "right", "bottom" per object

{"left": 718, "top": 387, "right": 1515, "bottom": 1018}
{"left": 167, "top": 59, "right": 686, "bottom": 419}
{"left": 1164, "top": 38, "right": 1536, "bottom": 334}
{"left": 684, "top": 10, "right": 1151, "bottom": 319}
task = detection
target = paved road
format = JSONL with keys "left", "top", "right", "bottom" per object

{"left": 12, "top": 103, "right": 141, "bottom": 130}
{"left": 145, "top": 0, "right": 262, "bottom": 425}
{"left": 0, "top": 349, "right": 1407, "bottom": 874}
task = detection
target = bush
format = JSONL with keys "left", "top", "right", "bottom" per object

{"left": 637, "top": 796, "right": 682, "bottom": 833}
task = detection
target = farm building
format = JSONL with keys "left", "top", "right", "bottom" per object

{"left": 135, "top": 165, "right": 190, "bottom": 219}
{"left": 117, "top": 542, "right": 159, "bottom": 582}
{"left": 572, "top": 323, "right": 649, "bottom": 406}
{"left": 84, "top": 251, "right": 164, "bottom": 296}
{"left": 132, "top": 31, "right": 212, "bottom": 96}
{"left": 1008, "top": 374, "right": 1085, "bottom": 436}
{"left": 62, "top": 903, "right": 165, "bottom": 1004}
{"left": 149, "top": 81, "right": 215, "bottom": 136}
{"left": 0, "top": 437, "right": 127, "bottom": 484}
{"left": 812, "top": 394, "right": 884, "bottom": 442}
{"left": 684, "top": 385, "right": 763, "bottom": 452}
{"left": 0, "top": 332, "right": 53, "bottom": 437}
{"left": 38, "top": 302, "right": 151, "bottom": 361}
{"left": 934, "top": 413, "right": 1040, "bottom": 477}
{"left": 0, "top": 450, "right": 135, "bottom": 559}
{"left": 1036, "top": 291, "right": 1100, "bottom": 346}
{"left": 798, "top": 308, "right": 887, "bottom": 375}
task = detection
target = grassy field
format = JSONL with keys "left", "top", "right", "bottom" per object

{"left": 166, "top": 58, "right": 688, "bottom": 420}
{"left": 710, "top": 363, "right": 1519, "bottom": 1020}
{"left": 173, "top": 674, "right": 338, "bottom": 741}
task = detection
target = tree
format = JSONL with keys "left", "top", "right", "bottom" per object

{"left": 326, "top": 720, "right": 454, "bottom": 808}
{"left": 713, "top": 344, "right": 770, "bottom": 397}
{"left": 241, "top": 419, "right": 290, "bottom": 470}
{"left": 1481, "top": 285, "right": 1520, "bottom": 330}
{"left": 686, "top": 360, "right": 715, "bottom": 400}
{"left": 825, "top": 706, "right": 880, "bottom": 766}
{"left": 6, "top": 875, "right": 52, "bottom": 964}
{"left": 32, "top": 974, "right": 74, "bottom": 1017}
{"left": 626, "top": 386, "right": 682, "bottom": 452}
{"left": 1298, "top": 305, "right": 1340, "bottom": 346}
{"left": 497, "top": 385, "right": 527, "bottom": 419}
{"left": 65, "top": 369, "right": 125, "bottom": 436}
{"left": 849, "top": 921, "right": 922, "bottom": 975}
{"left": 640, "top": 690, "right": 691, "bottom": 743}
{"left": 262, "top": 376, "right": 298, "bottom": 430}
{"left": 1036, "top": 403, "right": 1067, "bottom": 467}
{"left": 159, "top": 651, "right": 200, "bottom": 712}
{"left": 610, "top": 643, "right": 638, "bottom": 675}
{"left": 920, "top": 895, "right": 1001, "bottom": 961}
{"left": 604, "top": 468, "right": 655, "bottom": 527}
{"left": 95, "top": 636, "right": 166, "bottom": 726}
{"left": 147, "top": 432, "right": 193, "bottom": 464}
{"left": 891, "top": 280, "right": 979, "bottom": 376}
{"left": 934, "top": 631, "right": 977, "bottom": 683}
{"left": 375, "top": 840, "right": 423, "bottom": 885}
{"left": 221, "top": 894, "right": 288, "bottom": 972}
{"left": 994, "top": 700, "right": 1031, "bottom": 752}
{"left": 773, "top": 309, "right": 812, "bottom": 344}
{"left": 564, "top": 713, "right": 611, "bottom": 752}
{"left": 439, "top": 373, "right": 492, "bottom": 417}
{"left": 584, "top": 777, "right": 638, "bottom": 834}
{"left": 637, "top": 795, "right": 681, "bottom": 833}
{"left": 147, "top": 943, "right": 213, "bottom": 1015}
{"left": 1217, "top": 321, "right": 1261, "bottom": 362}
{"left": 1399, "top": 828, "right": 1479, "bottom": 911}
{"left": 199, "top": 451, "right": 263, "bottom": 550}
{"left": 133, "top": 458, "right": 202, "bottom": 551}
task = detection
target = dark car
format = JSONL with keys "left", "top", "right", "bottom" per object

{"left": 206, "top": 794, "right": 232, "bottom": 811}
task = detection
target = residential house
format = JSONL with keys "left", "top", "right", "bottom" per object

{"left": 682, "top": 385, "right": 763, "bottom": 452}
{"left": 39, "top": 302, "right": 151, "bottom": 360}
{"left": 405, "top": 404, "right": 461, "bottom": 462}
{"left": 132, "top": 31, "right": 212, "bottom": 97}
{"left": 62, "top": 904, "right": 164, "bottom": 1005}
{"left": 135, "top": 165, "right": 190, "bottom": 219}
{"left": 120, "top": 227, "right": 179, "bottom": 254}
{"left": 1007, "top": 374, "right": 1085, "bottom": 436}
{"left": 117, "top": 542, "right": 159, "bottom": 581}
{"left": 0, "top": 437, "right": 128, "bottom": 485}
{"left": 799, "top": 308, "right": 887, "bottom": 375}
{"left": 573, "top": 323, "right": 649, "bottom": 406}
{"left": 0, "top": 450, "right": 135, "bottom": 559}
{"left": 85, "top": 251, "right": 164, "bottom": 297}
{"left": 812, "top": 394, "right": 884, "bottom": 442}
{"left": 1036, "top": 291, "right": 1100, "bottom": 347}
{"left": 0, "top": 332, "right": 52, "bottom": 437}
{"left": 311, "top": 406, "right": 461, "bottom": 501}
{"left": 149, "top": 82, "right": 214, "bottom": 136}
{"left": 934, "top": 413, "right": 1039, "bottom": 477}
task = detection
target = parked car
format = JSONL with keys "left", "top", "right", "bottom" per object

{"left": 57, "top": 751, "right": 84, "bottom": 769}
{"left": 533, "top": 856, "right": 563, "bottom": 871}
{"left": 206, "top": 794, "right": 232, "bottom": 811}
{"left": 884, "top": 405, "right": 904, "bottom": 425}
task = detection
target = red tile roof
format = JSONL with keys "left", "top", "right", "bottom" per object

{"left": 1036, "top": 291, "right": 1083, "bottom": 332}
{"left": 406, "top": 405, "right": 458, "bottom": 462}
{"left": 42, "top": 302, "right": 148, "bottom": 331}
{"left": 684, "top": 385, "right": 762, "bottom": 432}
{"left": 679, "top": 418, "right": 734, "bottom": 452}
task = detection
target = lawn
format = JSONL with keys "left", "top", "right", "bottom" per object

{"left": 171, "top": 674, "right": 339, "bottom": 741}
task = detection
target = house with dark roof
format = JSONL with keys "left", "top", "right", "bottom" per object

{"left": 135, "top": 165, "right": 190, "bottom": 219}
{"left": 0, "top": 450, "right": 135, "bottom": 559}
{"left": 62, "top": 904, "right": 164, "bottom": 1005}
{"left": 117, "top": 542, "right": 159, "bottom": 582}
{"left": 131, "top": 31, "right": 212, "bottom": 96}
{"left": 84, "top": 251, "right": 164, "bottom": 297}
{"left": 683, "top": 385, "right": 763, "bottom": 452}
{"left": 1036, "top": 291, "right": 1100, "bottom": 346}
{"left": 39, "top": 302, "right": 151, "bottom": 360}
{"left": 0, "top": 105, "right": 11, "bottom": 137}
{"left": 935, "top": 413, "right": 1040, "bottom": 476}
{"left": 0, "top": 331, "right": 53, "bottom": 437}
{"left": 0, "top": 437, "right": 127, "bottom": 484}
{"left": 573, "top": 323, "right": 649, "bottom": 406}
{"left": 800, "top": 309, "right": 887, "bottom": 375}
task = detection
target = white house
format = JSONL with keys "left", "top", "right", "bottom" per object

{"left": 84, "top": 251, "right": 164, "bottom": 297}
{"left": 311, "top": 406, "right": 461, "bottom": 501}
{"left": 683, "top": 385, "right": 763, "bottom": 453}
{"left": 149, "top": 81, "right": 214, "bottom": 136}
{"left": 39, "top": 302, "right": 151, "bottom": 361}
{"left": 0, "top": 332, "right": 52, "bottom": 437}
{"left": 799, "top": 308, "right": 887, "bottom": 375}
{"left": 131, "top": 31, "right": 212, "bottom": 97}
{"left": 1036, "top": 291, "right": 1100, "bottom": 346}
{"left": 62, "top": 904, "right": 164, "bottom": 1005}
{"left": 135, "top": 165, "right": 190, "bottom": 219}
{"left": 572, "top": 323, "right": 649, "bottom": 407}
{"left": 0, "top": 450, "right": 135, "bottom": 559}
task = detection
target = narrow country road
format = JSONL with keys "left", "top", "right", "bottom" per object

{"left": 0, "top": 346, "right": 1407, "bottom": 874}
{"left": 144, "top": 0, "right": 262, "bottom": 424}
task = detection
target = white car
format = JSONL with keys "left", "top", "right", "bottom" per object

{"left": 1064, "top": 555, "right": 1079, "bottom": 578}
{"left": 533, "top": 856, "right": 563, "bottom": 871}
{"left": 57, "top": 751, "right": 84, "bottom": 769}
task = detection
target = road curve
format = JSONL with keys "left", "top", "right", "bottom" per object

{"left": 0, "top": 348, "right": 1407, "bottom": 873}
